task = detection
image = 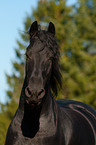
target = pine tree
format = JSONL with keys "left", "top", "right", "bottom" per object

{"left": 67, "top": 0, "right": 96, "bottom": 106}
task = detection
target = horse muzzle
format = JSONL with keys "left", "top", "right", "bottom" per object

{"left": 25, "top": 87, "right": 45, "bottom": 104}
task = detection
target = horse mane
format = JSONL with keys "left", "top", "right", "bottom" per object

{"left": 45, "top": 32, "right": 62, "bottom": 96}
{"left": 28, "top": 30, "right": 62, "bottom": 96}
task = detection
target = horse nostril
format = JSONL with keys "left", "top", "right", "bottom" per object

{"left": 38, "top": 89, "right": 43, "bottom": 96}
{"left": 28, "top": 88, "right": 32, "bottom": 95}
{"left": 25, "top": 87, "right": 31, "bottom": 98}
{"left": 38, "top": 89, "right": 45, "bottom": 99}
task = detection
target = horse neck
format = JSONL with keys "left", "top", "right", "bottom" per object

{"left": 40, "top": 89, "right": 59, "bottom": 130}
{"left": 40, "top": 89, "right": 56, "bottom": 116}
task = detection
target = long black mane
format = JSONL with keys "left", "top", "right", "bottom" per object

{"left": 28, "top": 29, "right": 62, "bottom": 96}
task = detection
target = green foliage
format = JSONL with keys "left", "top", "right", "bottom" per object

{"left": 0, "top": 101, "right": 18, "bottom": 145}
{"left": 0, "top": 0, "right": 96, "bottom": 144}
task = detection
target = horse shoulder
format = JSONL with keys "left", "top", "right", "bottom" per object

{"left": 5, "top": 108, "right": 24, "bottom": 145}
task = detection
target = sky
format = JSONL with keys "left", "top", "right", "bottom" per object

{"left": 0, "top": 0, "right": 76, "bottom": 104}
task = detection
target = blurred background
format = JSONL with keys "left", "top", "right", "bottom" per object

{"left": 0, "top": 0, "right": 96, "bottom": 144}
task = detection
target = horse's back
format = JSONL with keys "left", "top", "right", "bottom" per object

{"left": 57, "top": 99, "right": 96, "bottom": 116}
{"left": 57, "top": 99, "right": 96, "bottom": 125}
{"left": 56, "top": 99, "right": 96, "bottom": 145}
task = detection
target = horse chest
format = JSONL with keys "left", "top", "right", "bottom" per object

{"left": 11, "top": 127, "right": 60, "bottom": 145}
{"left": 10, "top": 116, "right": 61, "bottom": 145}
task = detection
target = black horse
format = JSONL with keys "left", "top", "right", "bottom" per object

{"left": 5, "top": 21, "right": 96, "bottom": 145}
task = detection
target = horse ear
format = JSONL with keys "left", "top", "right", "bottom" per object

{"left": 48, "top": 22, "right": 55, "bottom": 35}
{"left": 29, "top": 21, "right": 38, "bottom": 36}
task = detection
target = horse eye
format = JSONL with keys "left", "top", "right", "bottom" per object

{"left": 26, "top": 54, "right": 28, "bottom": 59}
{"left": 25, "top": 52, "right": 28, "bottom": 58}
{"left": 25, "top": 53, "right": 31, "bottom": 60}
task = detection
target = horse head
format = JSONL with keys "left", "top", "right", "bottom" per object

{"left": 24, "top": 21, "right": 61, "bottom": 106}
